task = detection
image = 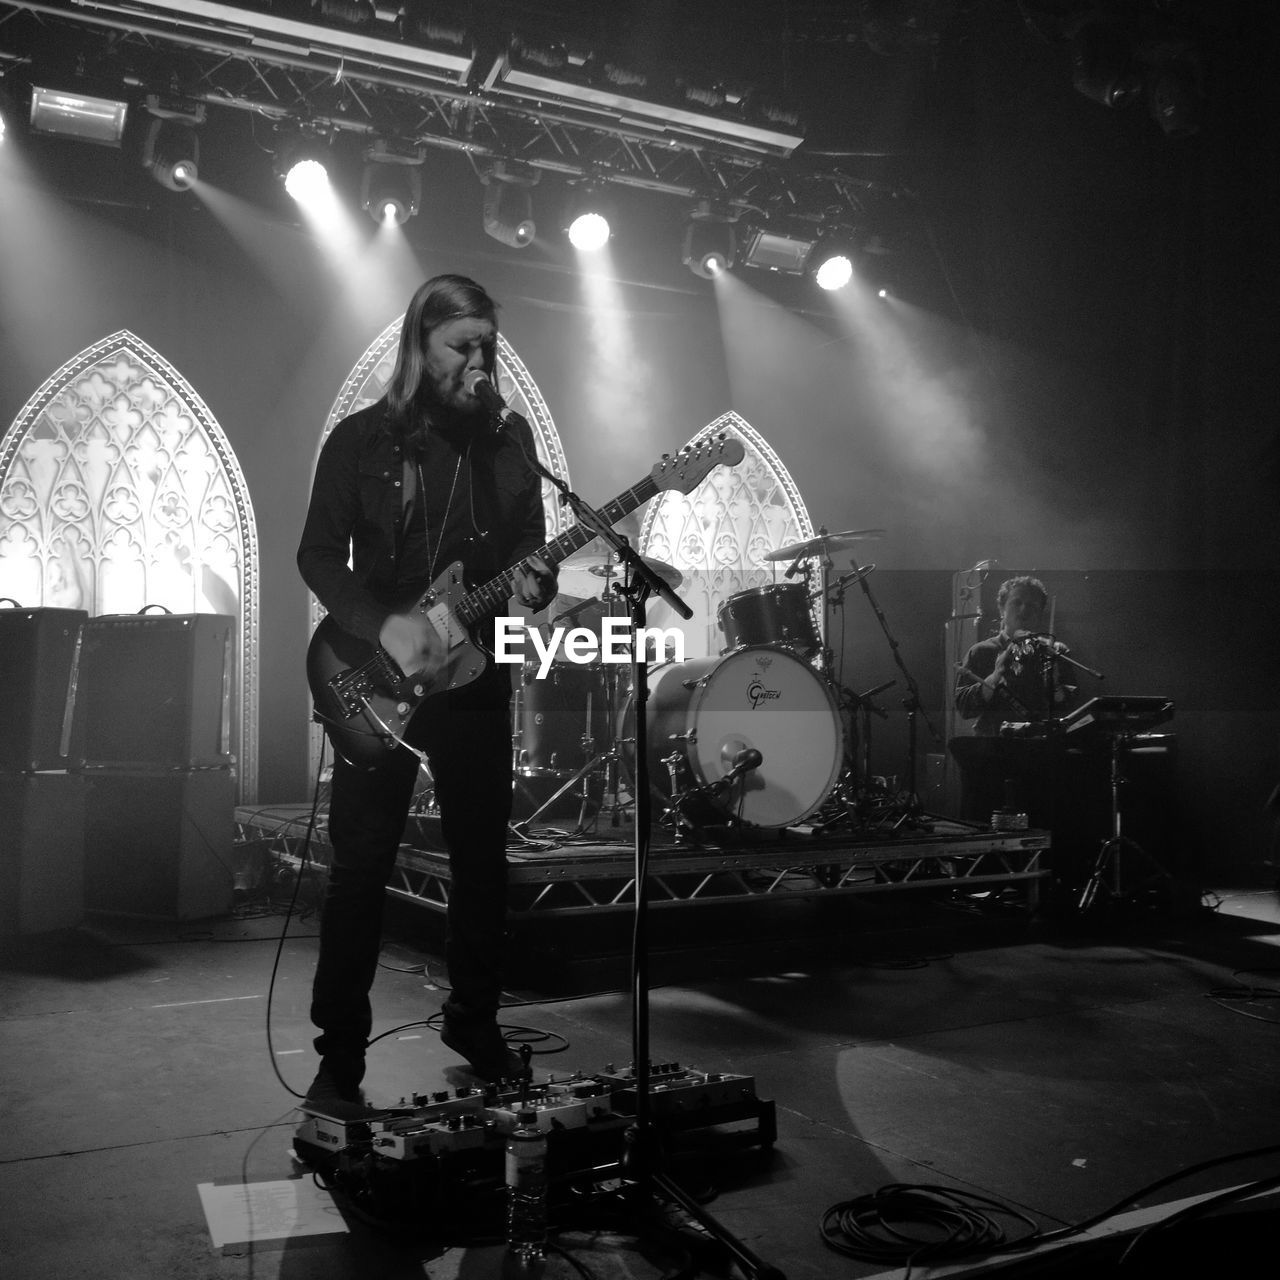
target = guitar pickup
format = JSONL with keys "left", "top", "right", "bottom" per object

{"left": 425, "top": 602, "right": 466, "bottom": 651}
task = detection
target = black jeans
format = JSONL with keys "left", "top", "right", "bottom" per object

{"left": 310, "top": 685, "right": 514, "bottom": 1063}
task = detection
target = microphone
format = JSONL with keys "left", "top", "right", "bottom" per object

{"left": 463, "top": 369, "right": 522, "bottom": 428}
{"left": 784, "top": 555, "right": 806, "bottom": 580}
{"left": 722, "top": 747, "right": 763, "bottom": 786}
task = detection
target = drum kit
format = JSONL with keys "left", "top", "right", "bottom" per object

{"left": 511, "top": 528, "right": 901, "bottom": 839}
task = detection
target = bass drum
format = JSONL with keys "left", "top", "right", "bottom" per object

{"left": 621, "top": 646, "right": 844, "bottom": 829}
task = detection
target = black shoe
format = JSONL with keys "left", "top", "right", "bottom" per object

{"left": 440, "top": 1010, "right": 524, "bottom": 1082}
{"left": 302, "top": 1060, "right": 380, "bottom": 1121}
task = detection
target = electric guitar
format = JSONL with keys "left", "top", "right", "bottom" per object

{"left": 307, "top": 435, "right": 744, "bottom": 768}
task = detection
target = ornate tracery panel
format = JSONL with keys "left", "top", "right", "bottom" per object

{"left": 639, "top": 411, "right": 815, "bottom": 660}
{"left": 0, "top": 330, "right": 259, "bottom": 798}
{"left": 307, "top": 321, "right": 572, "bottom": 777}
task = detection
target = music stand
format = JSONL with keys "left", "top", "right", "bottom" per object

{"left": 1063, "top": 697, "right": 1175, "bottom": 913}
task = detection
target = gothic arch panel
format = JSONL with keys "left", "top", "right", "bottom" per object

{"left": 639, "top": 411, "right": 817, "bottom": 661}
{"left": 0, "top": 330, "right": 260, "bottom": 798}
{"left": 307, "top": 321, "right": 572, "bottom": 776}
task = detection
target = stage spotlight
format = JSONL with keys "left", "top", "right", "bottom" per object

{"left": 360, "top": 141, "right": 423, "bottom": 225}
{"left": 141, "top": 100, "right": 204, "bottom": 191}
{"left": 312, "top": 0, "right": 375, "bottom": 28}
{"left": 565, "top": 186, "right": 613, "bottom": 252}
{"left": 568, "top": 210, "right": 609, "bottom": 251}
{"left": 275, "top": 129, "right": 333, "bottom": 204}
{"left": 29, "top": 84, "right": 128, "bottom": 147}
{"left": 482, "top": 163, "right": 537, "bottom": 247}
{"left": 814, "top": 252, "right": 853, "bottom": 291}
{"left": 741, "top": 227, "right": 815, "bottom": 275}
{"left": 811, "top": 235, "right": 855, "bottom": 291}
{"left": 682, "top": 202, "right": 737, "bottom": 279}
{"left": 396, "top": 0, "right": 476, "bottom": 81}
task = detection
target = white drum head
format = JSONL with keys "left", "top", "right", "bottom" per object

{"left": 685, "top": 646, "right": 843, "bottom": 827}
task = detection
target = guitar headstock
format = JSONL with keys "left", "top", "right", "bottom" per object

{"left": 650, "top": 433, "right": 745, "bottom": 495}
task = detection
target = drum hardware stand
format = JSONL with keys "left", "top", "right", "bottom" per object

{"left": 511, "top": 661, "right": 633, "bottom": 837}
{"left": 845, "top": 565, "right": 945, "bottom": 832}
{"left": 657, "top": 744, "right": 765, "bottom": 846}
{"left": 809, "top": 678, "right": 898, "bottom": 836}
{"left": 514, "top": 447, "right": 783, "bottom": 1279}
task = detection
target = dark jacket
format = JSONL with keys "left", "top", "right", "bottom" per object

{"left": 955, "top": 632, "right": 1075, "bottom": 736}
{"left": 297, "top": 399, "right": 546, "bottom": 648}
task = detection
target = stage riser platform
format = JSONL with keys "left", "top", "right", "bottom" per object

{"left": 236, "top": 805, "right": 1050, "bottom": 919}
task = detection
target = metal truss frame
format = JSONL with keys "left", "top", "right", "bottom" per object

{"left": 0, "top": 0, "right": 904, "bottom": 226}
{"left": 236, "top": 806, "right": 1050, "bottom": 919}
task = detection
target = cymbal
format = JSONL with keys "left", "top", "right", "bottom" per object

{"left": 585, "top": 558, "right": 682, "bottom": 589}
{"left": 557, "top": 537, "right": 617, "bottom": 573}
{"left": 558, "top": 543, "right": 683, "bottom": 591}
{"left": 763, "top": 528, "right": 886, "bottom": 562}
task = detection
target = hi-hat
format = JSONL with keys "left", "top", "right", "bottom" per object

{"left": 764, "top": 528, "right": 886, "bottom": 562}
{"left": 558, "top": 542, "right": 683, "bottom": 593}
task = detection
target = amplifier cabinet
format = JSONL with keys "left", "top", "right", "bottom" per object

{"left": 0, "top": 772, "right": 86, "bottom": 935}
{"left": 0, "top": 607, "right": 87, "bottom": 771}
{"left": 73, "top": 613, "right": 234, "bottom": 769}
{"left": 83, "top": 768, "right": 235, "bottom": 921}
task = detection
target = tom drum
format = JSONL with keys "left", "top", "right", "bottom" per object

{"left": 517, "top": 660, "right": 607, "bottom": 775}
{"left": 717, "top": 583, "right": 820, "bottom": 657}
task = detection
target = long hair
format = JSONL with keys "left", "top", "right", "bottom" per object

{"left": 385, "top": 274, "right": 499, "bottom": 431}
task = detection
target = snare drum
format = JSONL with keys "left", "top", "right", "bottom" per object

{"left": 718, "top": 583, "right": 820, "bottom": 657}
{"left": 516, "top": 660, "right": 607, "bottom": 775}
{"left": 619, "top": 646, "right": 844, "bottom": 828}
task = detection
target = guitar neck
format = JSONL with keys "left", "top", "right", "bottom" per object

{"left": 458, "top": 475, "right": 660, "bottom": 627}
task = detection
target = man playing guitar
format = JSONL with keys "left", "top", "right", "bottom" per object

{"left": 297, "top": 275, "right": 556, "bottom": 1111}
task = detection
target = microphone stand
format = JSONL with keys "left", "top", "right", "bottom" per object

{"left": 848, "top": 565, "right": 944, "bottom": 830}
{"left": 510, "top": 428, "right": 784, "bottom": 1280}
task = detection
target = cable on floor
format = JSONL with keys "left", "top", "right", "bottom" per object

{"left": 263, "top": 737, "right": 329, "bottom": 1101}
{"left": 1115, "top": 1168, "right": 1280, "bottom": 1267}
{"left": 819, "top": 1183, "right": 1037, "bottom": 1276}
{"left": 367, "top": 1012, "right": 572, "bottom": 1059}
{"left": 994, "top": 1140, "right": 1280, "bottom": 1259}
{"left": 1204, "top": 966, "right": 1280, "bottom": 1024}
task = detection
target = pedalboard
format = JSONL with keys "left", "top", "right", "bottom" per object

{"left": 292, "top": 1063, "right": 776, "bottom": 1228}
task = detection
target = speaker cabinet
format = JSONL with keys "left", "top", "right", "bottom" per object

{"left": 83, "top": 769, "right": 235, "bottom": 920}
{"left": 0, "top": 607, "right": 87, "bottom": 771}
{"left": 0, "top": 773, "right": 86, "bottom": 935}
{"left": 73, "top": 613, "right": 234, "bottom": 769}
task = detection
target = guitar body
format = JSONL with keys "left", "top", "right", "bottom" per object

{"left": 307, "top": 561, "right": 489, "bottom": 769}
{"left": 306, "top": 435, "right": 745, "bottom": 769}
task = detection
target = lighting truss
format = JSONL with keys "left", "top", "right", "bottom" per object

{"left": 0, "top": 0, "right": 906, "bottom": 227}
{"left": 484, "top": 37, "right": 805, "bottom": 156}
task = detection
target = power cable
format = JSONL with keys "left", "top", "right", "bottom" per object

{"left": 263, "top": 735, "right": 329, "bottom": 1100}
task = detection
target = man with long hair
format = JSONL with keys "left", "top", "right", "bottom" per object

{"left": 298, "top": 275, "right": 556, "bottom": 1112}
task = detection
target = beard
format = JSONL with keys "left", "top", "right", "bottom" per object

{"left": 414, "top": 378, "right": 487, "bottom": 436}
